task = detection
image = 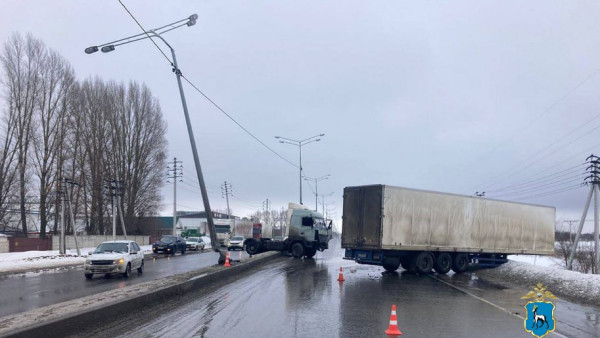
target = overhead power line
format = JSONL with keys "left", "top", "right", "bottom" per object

{"left": 180, "top": 75, "right": 298, "bottom": 169}
{"left": 486, "top": 163, "right": 585, "bottom": 194}
{"left": 118, "top": 0, "right": 172, "bottom": 64}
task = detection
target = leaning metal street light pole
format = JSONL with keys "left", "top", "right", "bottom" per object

{"left": 86, "top": 14, "right": 225, "bottom": 261}
{"left": 275, "top": 134, "right": 324, "bottom": 205}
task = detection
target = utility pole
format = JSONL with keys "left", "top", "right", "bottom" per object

{"left": 568, "top": 154, "right": 600, "bottom": 274}
{"left": 221, "top": 181, "right": 233, "bottom": 233}
{"left": 262, "top": 198, "right": 270, "bottom": 225}
{"left": 58, "top": 181, "right": 65, "bottom": 255}
{"left": 320, "top": 192, "right": 334, "bottom": 218}
{"left": 65, "top": 179, "right": 81, "bottom": 256}
{"left": 167, "top": 158, "right": 183, "bottom": 235}
{"left": 104, "top": 180, "right": 126, "bottom": 241}
{"left": 114, "top": 180, "right": 127, "bottom": 240}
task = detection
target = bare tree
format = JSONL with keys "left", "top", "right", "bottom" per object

{"left": 107, "top": 82, "right": 167, "bottom": 231}
{"left": 79, "top": 78, "right": 111, "bottom": 234}
{"left": 30, "top": 47, "right": 76, "bottom": 238}
{"left": 0, "top": 105, "right": 18, "bottom": 228}
{"left": 0, "top": 33, "right": 45, "bottom": 235}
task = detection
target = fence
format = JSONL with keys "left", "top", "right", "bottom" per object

{"left": 0, "top": 235, "right": 8, "bottom": 253}
{"left": 51, "top": 235, "right": 151, "bottom": 251}
{"left": 8, "top": 237, "right": 53, "bottom": 252}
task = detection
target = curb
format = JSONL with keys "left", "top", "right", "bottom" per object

{"left": 1, "top": 251, "right": 281, "bottom": 338}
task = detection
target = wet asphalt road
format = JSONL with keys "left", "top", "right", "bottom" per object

{"left": 0, "top": 249, "right": 248, "bottom": 318}
{"left": 73, "top": 238, "right": 600, "bottom": 338}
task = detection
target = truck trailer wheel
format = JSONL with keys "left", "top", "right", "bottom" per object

{"left": 411, "top": 252, "right": 434, "bottom": 274}
{"left": 246, "top": 240, "right": 259, "bottom": 255}
{"left": 291, "top": 242, "right": 304, "bottom": 258}
{"left": 383, "top": 257, "right": 400, "bottom": 272}
{"left": 400, "top": 257, "right": 411, "bottom": 271}
{"left": 434, "top": 253, "right": 452, "bottom": 274}
{"left": 452, "top": 253, "right": 469, "bottom": 273}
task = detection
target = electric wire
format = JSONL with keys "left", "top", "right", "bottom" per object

{"left": 483, "top": 66, "right": 600, "bottom": 162}
{"left": 513, "top": 184, "right": 584, "bottom": 202}
{"left": 117, "top": 0, "right": 172, "bottom": 65}
{"left": 486, "top": 164, "right": 585, "bottom": 194}
{"left": 471, "top": 66, "right": 600, "bottom": 194}
{"left": 478, "top": 121, "right": 600, "bottom": 193}
{"left": 492, "top": 175, "right": 585, "bottom": 199}
{"left": 180, "top": 75, "right": 298, "bottom": 169}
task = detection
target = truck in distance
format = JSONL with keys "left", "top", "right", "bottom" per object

{"left": 342, "top": 185, "right": 555, "bottom": 274}
{"left": 244, "top": 203, "right": 332, "bottom": 258}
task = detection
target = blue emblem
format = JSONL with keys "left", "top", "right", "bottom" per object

{"left": 521, "top": 283, "right": 557, "bottom": 338}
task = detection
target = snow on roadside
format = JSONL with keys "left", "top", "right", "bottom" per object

{"left": 476, "top": 254, "right": 600, "bottom": 304}
{"left": 0, "top": 245, "right": 153, "bottom": 274}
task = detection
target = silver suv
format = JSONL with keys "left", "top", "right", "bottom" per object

{"left": 84, "top": 240, "right": 144, "bottom": 279}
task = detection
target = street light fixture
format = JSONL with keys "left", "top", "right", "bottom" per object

{"left": 85, "top": 14, "right": 225, "bottom": 260}
{"left": 275, "top": 134, "right": 325, "bottom": 205}
{"left": 304, "top": 174, "right": 330, "bottom": 212}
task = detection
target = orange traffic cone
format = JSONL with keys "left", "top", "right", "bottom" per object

{"left": 385, "top": 304, "right": 402, "bottom": 336}
{"left": 337, "top": 267, "right": 345, "bottom": 282}
{"left": 224, "top": 252, "right": 231, "bottom": 267}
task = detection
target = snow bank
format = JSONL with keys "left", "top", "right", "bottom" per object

{"left": 476, "top": 255, "right": 600, "bottom": 304}
{"left": 0, "top": 245, "right": 153, "bottom": 274}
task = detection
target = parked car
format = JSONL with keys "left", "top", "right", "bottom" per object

{"left": 185, "top": 237, "right": 205, "bottom": 251}
{"left": 84, "top": 240, "right": 144, "bottom": 279}
{"left": 228, "top": 236, "right": 245, "bottom": 250}
{"left": 152, "top": 235, "right": 186, "bottom": 255}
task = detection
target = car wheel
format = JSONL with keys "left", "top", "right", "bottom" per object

{"left": 123, "top": 263, "right": 131, "bottom": 278}
{"left": 137, "top": 260, "right": 144, "bottom": 274}
{"left": 85, "top": 273, "right": 93, "bottom": 279}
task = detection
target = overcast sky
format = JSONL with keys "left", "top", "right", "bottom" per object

{"left": 2, "top": 1, "right": 600, "bottom": 232}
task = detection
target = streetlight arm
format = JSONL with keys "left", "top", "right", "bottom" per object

{"left": 301, "top": 138, "right": 320, "bottom": 146}
{"left": 86, "top": 15, "right": 195, "bottom": 53}
{"left": 278, "top": 140, "right": 300, "bottom": 147}
{"left": 275, "top": 136, "right": 300, "bottom": 143}
{"left": 300, "top": 133, "right": 325, "bottom": 143}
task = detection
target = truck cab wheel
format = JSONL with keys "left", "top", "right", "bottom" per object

{"left": 434, "top": 253, "right": 452, "bottom": 274}
{"left": 452, "top": 253, "right": 469, "bottom": 273}
{"left": 291, "top": 242, "right": 304, "bottom": 258}
{"left": 304, "top": 248, "right": 317, "bottom": 258}
{"left": 246, "top": 240, "right": 259, "bottom": 255}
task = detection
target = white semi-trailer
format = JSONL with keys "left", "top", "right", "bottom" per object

{"left": 342, "top": 185, "right": 555, "bottom": 274}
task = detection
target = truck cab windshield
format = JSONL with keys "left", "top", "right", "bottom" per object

{"left": 314, "top": 218, "right": 326, "bottom": 230}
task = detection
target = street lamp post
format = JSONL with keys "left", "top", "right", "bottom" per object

{"left": 85, "top": 14, "right": 225, "bottom": 260}
{"left": 304, "top": 175, "right": 330, "bottom": 212}
{"left": 275, "top": 134, "right": 324, "bottom": 205}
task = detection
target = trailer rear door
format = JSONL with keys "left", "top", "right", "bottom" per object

{"left": 342, "top": 185, "right": 383, "bottom": 249}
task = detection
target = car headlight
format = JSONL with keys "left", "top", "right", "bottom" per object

{"left": 85, "top": 259, "right": 91, "bottom": 264}
{"left": 113, "top": 258, "right": 125, "bottom": 265}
